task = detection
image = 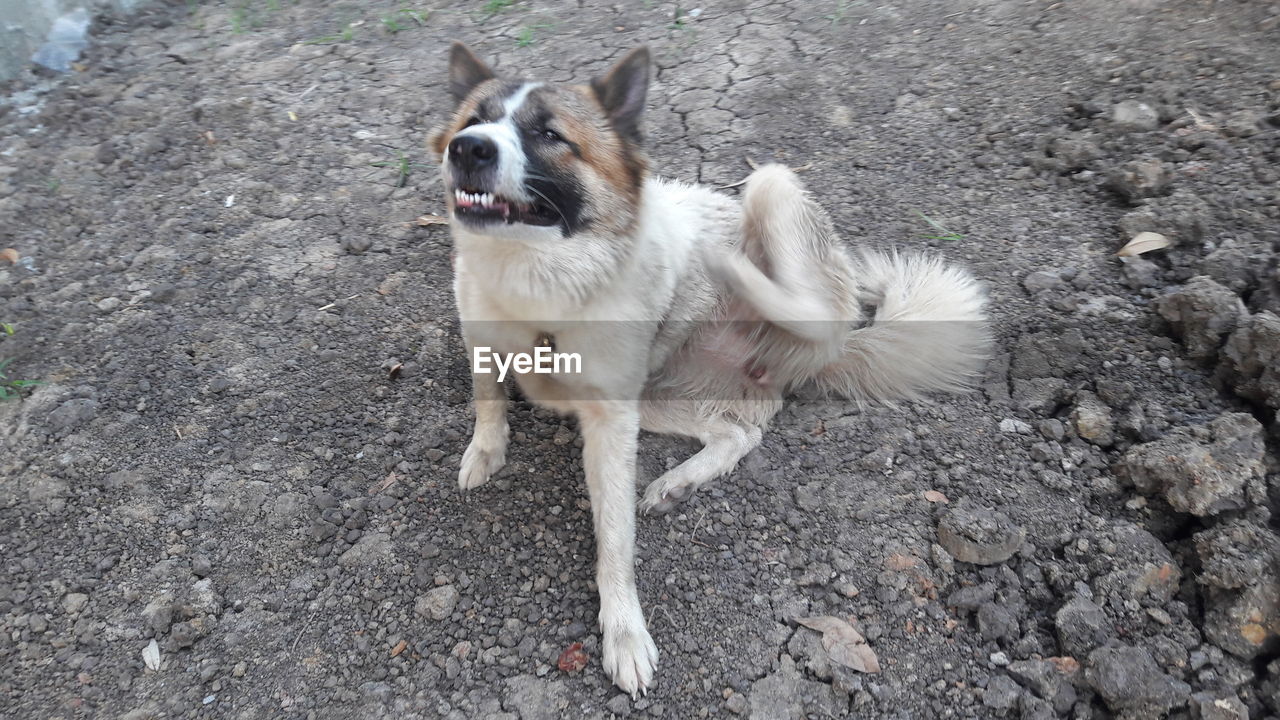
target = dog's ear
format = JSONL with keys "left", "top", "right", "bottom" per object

{"left": 590, "top": 46, "right": 650, "bottom": 142}
{"left": 448, "top": 41, "right": 495, "bottom": 102}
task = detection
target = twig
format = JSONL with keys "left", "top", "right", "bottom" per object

{"left": 291, "top": 608, "right": 319, "bottom": 653}
{"left": 316, "top": 294, "right": 360, "bottom": 312}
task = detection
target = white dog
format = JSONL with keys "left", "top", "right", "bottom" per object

{"left": 430, "top": 42, "right": 991, "bottom": 696}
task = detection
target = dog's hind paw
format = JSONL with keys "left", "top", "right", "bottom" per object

{"left": 603, "top": 624, "right": 659, "bottom": 698}
{"left": 458, "top": 439, "right": 505, "bottom": 490}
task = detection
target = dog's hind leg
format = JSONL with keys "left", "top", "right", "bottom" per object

{"left": 639, "top": 405, "right": 762, "bottom": 513}
{"left": 704, "top": 164, "right": 854, "bottom": 346}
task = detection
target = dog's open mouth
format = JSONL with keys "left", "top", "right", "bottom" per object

{"left": 452, "top": 188, "right": 559, "bottom": 227}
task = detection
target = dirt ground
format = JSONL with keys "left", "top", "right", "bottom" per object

{"left": 1, "top": 0, "right": 1278, "bottom": 718}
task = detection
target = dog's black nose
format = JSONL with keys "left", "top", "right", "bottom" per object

{"left": 448, "top": 134, "right": 497, "bottom": 170}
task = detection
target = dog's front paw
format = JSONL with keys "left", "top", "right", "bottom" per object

{"left": 458, "top": 438, "right": 506, "bottom": 490}
{"left": 602, "top": 623, "right": 659, "bottom": 698}
{"left": 639, "top": 471, "right": 694, "bottom": 514}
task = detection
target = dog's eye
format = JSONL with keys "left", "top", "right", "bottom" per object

{"left": 541, "top": 128, "right": 564, "bottom": 143}
{"left": 464, "top": 116, "right": 482, "bottom": 128}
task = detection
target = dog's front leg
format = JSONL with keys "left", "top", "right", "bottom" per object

{"left": 458, "top": 362, "right": 509, "bottom": 490}
{"left": 579, "top": 400, "right": 658, "bottom": 696}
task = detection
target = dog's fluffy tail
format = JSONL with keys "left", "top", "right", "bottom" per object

{"left": 816, "top": 249, "right": 991, "bottom": 405}
{"left": 725, "top": 164, "right": 991, "bottom": 405}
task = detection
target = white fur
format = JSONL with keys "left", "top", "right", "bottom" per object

{"left": 444, "top": 82, "right": 543, "bottom": 209}
{"left": 450, "top": 165, "right": 990, "bottom": 696}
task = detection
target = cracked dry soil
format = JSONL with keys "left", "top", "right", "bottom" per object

{"left": 2, "top": 1, "right": 1279, "bottom": 718}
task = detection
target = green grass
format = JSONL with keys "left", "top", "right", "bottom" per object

{"left": 370, "top": 152, "right": 431, "bottom": 188}
{"left": 515, "top": 21, "right": 555, "bottom": 47}
{"left": 915, "top": 211, "right": 964, "bottom": 241}
{"left": 304, "top": 23, "right": 356, "bottom": 44}
{"left": 382, "top": 7, "right": 428, "bottom": 33}
{"left": 667, "top": 6, "right": 697, "bottom": 43}
{"left": 482, "top": 0, "right": 515, "bottom": 15}
{"left": 0, "top": 325, "right": 40, "bottom": 401}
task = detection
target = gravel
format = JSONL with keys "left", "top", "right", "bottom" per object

{"left": 1, "top": 0, "right": 1278, "bottom": 717}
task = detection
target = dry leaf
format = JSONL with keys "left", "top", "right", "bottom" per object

{"left": 557, "top": 642, "right": 589, "bottom": 673}
{"left": 923, "top": 490, "right": 949, "bottom": 504}
{"left": 390, "top": 640, "right": 407, "bottom": 657}
{"left": 414, "top": 214, "right": 450, "bottom": 226}
{"left": 1116, "top": 231, "right": 1171, "bottom": 257}
{"left": 797, "top": 616, "right": 881, "bottom": 673}
{"left": 387, "top": 363, "right": 403, "bottom": 379}
{"left": 142, "top": 639, "right": 162, "bottom": 671}
{"left": 0, "top": 248, "right": 18, "bottom": 265}
{"left": 370, "top": 472, "right": 399, "bottom": 495}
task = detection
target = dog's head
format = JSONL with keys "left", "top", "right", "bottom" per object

{"left": 430, "top": 42, "right": 650, "bottom": 240}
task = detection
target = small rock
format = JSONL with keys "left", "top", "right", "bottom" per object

{"left": 1218, "top": 311, "right": 1280, "bottom": 410}
{"left": 606, "top": 694, "right": 632, "bottom": 716}
{"left": 1008, "top": 659, "right": 1078, "bottom": 715}
{"left": 416, "top": 585, "right": 459, "bottom": 621}
{"left": 1203, "top": 575, "right": 1280, "bottom": 659}
{"left": 96, "top": 297, "right": 122, "bottom": 312}
{"left": 191, "top": 555, "right": 213, "bottom": 578}
{"left": 503, "top": 675, "right": 572, "bottom": 720}
{"left": 1155, "top": 276, "right": 1247, "bottom": 362}
{"left": 63, "top": 593, "right": 89, "bottom": 614}
{"left": 747, "top": 655, "right": 842, "bottom": 719}
{"left": 937, "top": 504, "right": 1026, "bottom": 566}
{"left": 947, "top": 582, "right": 997, "bottom": 612}
{"left": 1222, "top": 109, "right": 1262, "bottom": 138}
{"left": 725, "top": 692, "right": 748, "bottom": 714}
{"left": 1022, "top": 271, "right": 1065, "bottom": 294}
{"left": 1194, "top": 520, "right": 1280, "bottom": 590}
{"left": 337, "top": 531, "right": 391, "bottom": 567}
{"left": 983, "top": 674, "right": 1022, "bottom": 712}
{"left": 977, "top": 603, "right": 1019, "bottom": 643}
{"left": 1047, "top": 136, "right": 1101, "bottom": 170}
{"left": 1070, "top": 390, "right": 1114, "bottom": 447}
{"left": 1086, "top": 645, "right": 1190, "bottom": 717}
{"left": 1115, "top": 412, "right": 1265, "bottom": 516}
{"left": 1107, "top": 158, "right": 1171, "bottom": 203}
{"left": 1037, "top": 419, "right": 1065, "bottom": 442}
{"left": 1111, "top": 100, "right": 1160, "bottom": 131}
{"left": 1119, "top": 256, "right": 1162, "bottom": 289}
{"left": 1055, "top": 597, "right": 1112, "bottom": 657}
{"left": 1011, "top": 378, "right": 1067, "bottom": 416}
{"left": 47, "top": 398, "right": 98, "bottom": 431}
{"left": 1191, "top": 691, "right": 1249, "bottom": 720}
{"left": 999, "top": 418, "right": 1033, "bottom": 434}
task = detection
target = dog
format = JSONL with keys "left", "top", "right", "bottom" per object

{"left": 429, "top": 42, "right": 991, "bottom": 696}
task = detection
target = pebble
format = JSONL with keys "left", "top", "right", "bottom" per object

{"left": 415, "top": 585, "right": 459, "bottom": 621}
{"left": 1110, "top": 100, "right": 1159, "bottom": 131}
{"left": 62, "top": 593, "right": 89, "bottom": 614}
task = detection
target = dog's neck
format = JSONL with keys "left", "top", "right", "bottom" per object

{"left": 452, "top": 224, "right": 634, "bottom": 311}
